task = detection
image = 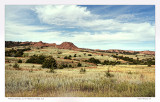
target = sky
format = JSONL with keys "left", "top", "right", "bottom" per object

{"left": 5, "top": 5, "right": 155, "bottom": 51}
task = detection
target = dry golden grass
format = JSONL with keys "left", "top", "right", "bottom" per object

{"left": 5, "top": 64, "right": 155, "bottom": 97}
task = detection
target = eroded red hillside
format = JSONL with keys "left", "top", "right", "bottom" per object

{"left": 56, "top": 42, "right": 78, "bottom": 50}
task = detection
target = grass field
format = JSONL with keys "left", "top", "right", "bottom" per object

{"left": 5, "top": 46, "right": 155, "bottom": 97}
{"left": 5, "top": 64, "right": 155, "bottom": 97}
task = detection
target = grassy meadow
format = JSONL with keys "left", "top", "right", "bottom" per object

{"left": 5, "top": 46, "right": 155, "bottom": 97}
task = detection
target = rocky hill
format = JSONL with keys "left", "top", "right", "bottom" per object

{"left": 5, "top": 41, "right": 155, "bottom": 55}
{"left": 138, "top": 51, "right": 155, "bottom": 55}
{"left": 56, "top": 42, "right": 78, "bottom": 50}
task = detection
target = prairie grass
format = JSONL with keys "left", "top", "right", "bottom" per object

{"left": 5, "top": 65, "right": 155, "bottom": 97}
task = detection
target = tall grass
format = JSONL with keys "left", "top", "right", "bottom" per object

{"left": 5, "top": 67, "right": 155, "bottom": 97}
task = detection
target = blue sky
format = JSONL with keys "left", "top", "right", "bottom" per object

{"left": 5, "top": 5, "right": 155, "bottom": 51}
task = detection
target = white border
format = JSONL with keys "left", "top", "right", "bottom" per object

{"left": 0, "top": 0, "right": 159, "bottom": 102}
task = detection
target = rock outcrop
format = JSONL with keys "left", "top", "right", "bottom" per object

{"left": 56, "top": 42, "right": 78, "bottom": 50}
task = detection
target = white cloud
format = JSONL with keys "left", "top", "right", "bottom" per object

{"left": 5, "top": 5, "right": 155, "bottom": 50}
{"left": 33, "top": 5, "right": 154, "bottom": 35}
{"left": 5, "top": 20, "right": 155, "bottom": 50}
{"left": 5, "top": 21, "right": 61, "bottom": 42}
{"left": 34, "top": 5, "right": 94, "bottom": 26}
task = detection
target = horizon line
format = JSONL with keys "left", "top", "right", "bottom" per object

{"left": 5, "top": 40, "right": 155, "bottom": 52}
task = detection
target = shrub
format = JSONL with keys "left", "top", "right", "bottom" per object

{"left": 69, "top": 65, "right": 72, "bottom": 68}
{"left": 87, "top": 58, "right": 101, "bottom": 65}
{"left": 80, "top": 68, "right": 86, "bottom": 73}
{"left": 64, "top": 56, "right": 68, "bottom": 59}
{"left": 32, "top": 65, "right": 35, "bottom": 68}
{"left": 148, "top": 64, "right": 151, "bottom": 67}
{"left": 58, "top": 65, "right": 64, "bottom": 69}
{"left": 42, "top": 56, "right": 57, "bottom": 69}
{"left": 105, "top": 68, "right": 114, "bottom": 78}
{"left": 18, "top": 59, "right": 22, "bottom": 63}
{"left": 127, "top": 71, "right": 132, "bottom": 74}
{"left": 88, "top": 54, "right": 92, "bottom": 56}
{"left": 26, "top": 55, "right": 46, "bottom": 64}
{"left": 13, "top": 63, "right": 20, "bottom": 70}
{"left": 58, "top": 52, "right": 62, "bottom": 54}
{"left": 74, "top": 54, "right": 77, "bottom": 57}
{"left": 49, "top": 63, "right": 55, "bottom": 73}
{"left": 68, "top": 56, "right": 71, "bottom": 60}
{"left": 64, "top": 56, "right": 71, "bottom": 59}
{"left": 62, "top": 64, "right": 68, "bottom": 68}
{"left": 103, "top": 60, "right": 120, "bottom": 65}
{"left": 77, "top": 63, "right": 82, "bottom": 67}
{"left": 9, "top": 64, "right": 12, "bottom": 67}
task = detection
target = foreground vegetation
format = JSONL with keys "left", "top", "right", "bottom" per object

{"left": 5, "top": 46, "right": 155, "bottom": 97}
{"left": 5, "top": 64, "right": 155, "bottom": 97}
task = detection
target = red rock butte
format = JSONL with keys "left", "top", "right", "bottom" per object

{"left": 31, "top": 41, "right": 78, "bottom": 50}
{"left": 56, "top": 42, "right": 78, "bottom": 50}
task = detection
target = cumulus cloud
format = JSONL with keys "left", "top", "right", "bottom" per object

{"left": 33, "top": 5, "right": 94, "bottom": 26}
{"left": 33, "top": 5, "right": 154, "bottom": 34}
{"left": 5, "top": 21, "right": 61, "bottom": 42}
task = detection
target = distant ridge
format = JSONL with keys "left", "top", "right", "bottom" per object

{"left": 5, "top": 41, "right": 155, "bottom": 55}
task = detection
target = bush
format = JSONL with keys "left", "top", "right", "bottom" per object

{"left": 32, "top": 65, "right": 35, "bottom": 68}
{"left": 61, "top": 64, "right": 67, "bottom": 68}
{"left": 13, "top": 63, "right": 20, "bottom": 70}
{"left": 68, "top": 56, "right": 71, "bottom": 60}
{"left": 80, "top": 68, "right": 86, "bottom": 73}
{"left": 69, "top": 65, "right": 72, "bottom": 68}
{"left": 103, "top": 60, "right": 120, "bottom": 65}
{"left": 42, "top": 56, "right": 57, "bottom": 69}
{"left": 18, "top": 59, "right": 22, "bottom": 63}
{"left": 127, "top": 71, "right": 132, "bottom": 74}
{"left": 64, "top": 56, "right": 68, "bottom": 59}
{"left": 9, "top": 64, "right": 12, "bottom": 67}
{"left": 88, "top": 54, "right": 92, "bottom": 56}
{"left": 86, "top": 58, "right": 101, "bottom": 65}
{"left": 49, "top": 63, "right": 55, "bottom": 73}
{"left": 74, "top": 54, "right": 77, "bottom": 57}
{"left": 64, "top": 56, "right": 71, "bottom": 59}
{"left": 77, "top": 63, "right": 82, "bottom": 67}
{"left": 58, "top": 65, "right": 64, "bottom": 69}
{"left": 26, "top": 55, "right": 46, "bottom": 64}
{"left": 58, "top": 52, "right": 62, "bottom": 54}
{"left": 148, "top": 64, "right": 151, "bottom": 67}
{"left": 105, "top": 69, "right": 114, "bottom": 78}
